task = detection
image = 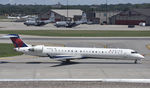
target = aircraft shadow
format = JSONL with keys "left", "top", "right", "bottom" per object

{"left": 51, "top": 62, "right": 79, "bottom": 67}
{"left": 0, "top": 61, "right": 135, "bottom": 67}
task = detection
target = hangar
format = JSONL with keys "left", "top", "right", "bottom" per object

{"left": 38, "top": 9, "right": 83, "bottom": 22}
{"left": 95, "top": 11, "right": 120, "bottom": 24}
{"left": 109, "top": 9, "right": 150, "bottom": 25}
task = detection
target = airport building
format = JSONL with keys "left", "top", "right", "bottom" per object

{"left": 39, "top": 9, "right": 101, "bottom": 24}
{"left": 95, "top": 11, "right": 120, "bottom": 24}
{"left": 109, "top": 9, "right": 150, "bottom": 25}
{"left": 86, "top": 11, "right": 100, "bottom": 24}
{"left": 38, "top": 9, "right": 83, "bottom": 22}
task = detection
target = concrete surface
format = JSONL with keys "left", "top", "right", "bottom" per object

{"left": 0, "top": 81, "right": 150, "bottom": 88}
{"left": 0, "top": 22, "right": 150, "bottom": 30}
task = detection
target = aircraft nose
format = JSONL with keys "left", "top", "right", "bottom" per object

{"left": 138, "top": 54, "right": 145, "bottom": 59}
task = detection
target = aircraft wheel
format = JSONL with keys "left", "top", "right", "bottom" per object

{"left": 134, "top": 60, "right": 138, "bottom": 64}
{"left": 66, "top": 59, "right": 71, "bottom": 63}
{"left": 134, "top": 59, "right": 141, "bottom": 64}
{"left": 62, "top": 59, "right": 71, "bottom": 63}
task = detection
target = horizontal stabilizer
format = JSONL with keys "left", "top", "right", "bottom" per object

{"left": 3, "top": 34, "right": 19, "bottom": 38}
{"left": 3, "top": 34, "right": 28, "bottom": 48}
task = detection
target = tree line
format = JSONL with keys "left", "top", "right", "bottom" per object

{"left": 0, "top": 3, "right": 150, "bottom": 15}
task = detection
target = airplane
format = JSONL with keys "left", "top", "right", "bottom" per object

{"left": 75, "top": 12, "right": 93, "bottom": 25}
{"left": 54, "top": 12, "right": 88, "bottom": 28}
{"left": 3, "top": 34, "right": 144, "bottom": 64}
{"left": 75, "top": 12, "right": 88, "bottom": 24}
{"left": 24, "top": 12, "right": 55, "bottom": 26}
{"left": 7, "top": 15, "right": 30, "bottom": 19}
{"left": 7, "top": 15, "right": 21, "bottom": 19}
{"left": 54, "top": 21, "right": 81, "bottom": 28}
{"left": 21, "top": 15, "right": 30, "bottom": 19}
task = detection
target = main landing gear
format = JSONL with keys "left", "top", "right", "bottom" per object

{"left": 134, "top": 59, "right": 141, "bottom": 64}
{"left": 62, "top": 59, "right": 71, "bottom": 64}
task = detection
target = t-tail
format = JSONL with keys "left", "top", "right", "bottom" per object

{"left": 44, "top": 12, "right": 55, "bottom": 23}
{"left": 3, "top": 34, "right": 28, "bottom": 48}
{"left": 80, "top": 12, "right": 87, "bottom": 23}
{"left": 49, "top": 12, "right": 55, "bottom": 23}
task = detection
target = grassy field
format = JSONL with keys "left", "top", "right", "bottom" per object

{"left": 0, "top": 30, "right": 150, "bottom": 37}
{"left": 0, "top": 16, "right": 6, "bottom": 19}
{"left": 0, "top": 43, "right": 22, "bottom": 57}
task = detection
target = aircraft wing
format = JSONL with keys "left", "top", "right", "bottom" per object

{"left": 47, "top": 54, "right": 83, "bottom": 61}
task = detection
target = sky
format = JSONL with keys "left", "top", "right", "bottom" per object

{"left": 0, "top": 0, "right": 150, "bottom": 5}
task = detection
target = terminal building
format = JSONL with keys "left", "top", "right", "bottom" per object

{"left": 109, "top": 9, "right": 150, "bottom": 25}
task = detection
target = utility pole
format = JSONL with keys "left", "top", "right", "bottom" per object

{"left": 106, "top": 0, "right": 108, "bottom": 24}
{"left": 67, "top": 0, "right": 68, "bottom": 21}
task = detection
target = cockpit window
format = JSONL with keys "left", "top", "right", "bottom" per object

{"left": 131, "top": 51, "right": 138, "bottom": 54}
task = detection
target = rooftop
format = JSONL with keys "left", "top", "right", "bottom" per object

{"left": 133, "top": 9, "right": 150, "bottom": 16}
{"left": 51, "top": 9, "right": 83, "bottom": 18}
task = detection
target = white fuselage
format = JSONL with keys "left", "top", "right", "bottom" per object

{"left": 14, "top": 45, "right": 144, "bottom": 61}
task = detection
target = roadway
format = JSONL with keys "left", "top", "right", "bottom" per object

{"left": 0, "top": 37, "right": 150, "bottom": 79}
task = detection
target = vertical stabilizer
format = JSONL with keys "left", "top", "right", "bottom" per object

{"left": 80, "top": 12, "right": 87, "bottom": 23}
{"left": 49, "top": 12, "right": 55, "bottom": 22}
{"left": 3, "top": 34, "right": 28, "bottom": 48}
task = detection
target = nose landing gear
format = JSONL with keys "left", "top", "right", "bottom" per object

{"left": 134, "top": 59, "right": 138, "bottom": 64}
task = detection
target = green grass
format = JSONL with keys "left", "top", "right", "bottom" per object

{"left": 0, "top": 30, "right": 150, "bottom": 37}
{"left": 0, "top": 16, "right": 6, "bottom": 19}
{"left": 0, "top": 43, "right": 22, "bottom": 57}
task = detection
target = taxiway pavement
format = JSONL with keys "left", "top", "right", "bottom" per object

{"left": 0, "top": 37, "right": 150, "bottom": 79}
{"left": 0, "top": 22, "right": 150, "bottom": 30}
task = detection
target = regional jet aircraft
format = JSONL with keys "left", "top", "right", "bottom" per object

{"left": 3, "top": 34, "right": 144, "bottom": 64}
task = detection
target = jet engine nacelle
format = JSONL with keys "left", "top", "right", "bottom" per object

{"left": 28, "top": 45, "right": 44, "bottom": 52}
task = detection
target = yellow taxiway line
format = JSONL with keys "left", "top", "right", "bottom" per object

{"left": 146, "top": 44, "right": 150, "bottom": 50}
{"left": 0, "top": 58, "right": 14, "bottom": 60}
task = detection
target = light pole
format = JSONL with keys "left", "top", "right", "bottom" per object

{"left": 67, "top": 0, "right": 68, "bottom": 21}
{"left": 106, "top": 0, "right": 108, "bottom": 24}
